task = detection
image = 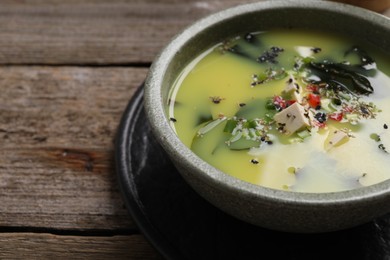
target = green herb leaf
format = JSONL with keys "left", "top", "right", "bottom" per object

{"left": 223, "top": 119, "right": 238, "bottom": 133}
{"left": 197, "top": 117, "right": 227, "bottom": 136}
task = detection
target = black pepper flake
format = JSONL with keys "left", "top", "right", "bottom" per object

{"left": 251, "top": 159, "right": 259, "bottom": 164}
{"left": 384, "top": 124, "right": 388, "bottom": 129}
{"left": 210, "top": 96, "right": 224, "bottom": 104}
{"left": 314, "top": 112, "right": 327, "bottom": 123}
{"left": 266, "top": 141, "right": 273, "bottom": 145}
{"left": 379, "top": 144, "right": 388, "bottom": 153}
{"left": 311, "top": 47, "right": 322, "bottom": 53}
{"left": 169, "top": 117, "right": 177, "bottom": 122}
{"left": 360, "top": 106, "right": 370, "bottom": 116}
{"left": 257, "top": 46, "right": 284, "bottom": 64}
{"left": 244, "top": 33, "right": 254, "bottom": 43}
{"left": 239, "top": 103, "right": 246, "bottom": 107}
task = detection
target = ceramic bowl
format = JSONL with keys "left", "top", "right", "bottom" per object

{"left": 143, "top": 0, "right": 390, "bottom": 233}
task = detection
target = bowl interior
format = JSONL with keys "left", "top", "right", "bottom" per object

{"left": 145, "top": 0, "right": 390, "bottom": 205}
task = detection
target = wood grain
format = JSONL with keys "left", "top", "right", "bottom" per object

{"left": 0, "top": 1, "right": 388, "bottom": 259}
{"left": 0, "top": 0, "right": 261, "bottom": 65}
{"left": 0, "top": 66, "right": 147, "bottom": 230}
{"left": 0, "top": 233, "right": 163, "bottom": 259}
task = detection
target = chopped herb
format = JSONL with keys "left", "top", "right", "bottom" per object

{"left": 251, "top": 68, "right": 287, "bottom": 86}
{"left": 197, "top": 117, "right": 227, "bottom": 136}
{"left": 370, "top": 133, "right": 381, "bottom": 142}
{"left": 297, "top": 129, "right": 311, "bottom": 139}
{"left": 287, "top": 167, "right": 296, "bottom": 174}
{"left": 223, "top": 119, "right": 238, "bottom": 133}
{"left": 332, "top": 98, "right": 342, "bottom": 106}
{"left": 196, "top": 114, "right": 213, "bottom": 126}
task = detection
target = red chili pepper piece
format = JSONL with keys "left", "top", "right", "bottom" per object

{"left": 328, "top": 112, "right": 343, "bottom": 121}
{"left": 312, "top": 120, "right": 326, "bottom": 128}
{"left": 286, "top": 100, "right": 296, "bottom": 107}
{"left": 306, "top": 84, "right": 319, "bottom": 93}
{"left": 308, "top": 93, "right": 321, "bottom": 108}
{"left": 273, "top": 96, "right": 286, "bottom": 109}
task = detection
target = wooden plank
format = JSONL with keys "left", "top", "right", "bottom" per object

{"left": 0, "top": 1, "right": 387, "bottom": 65}
{"left": 0, "top": 66, "right": 147, "bottom": 230}
{"left": 0, "top": 66, "right": 146, "bottom": 148}
{"left": 0, "top": 233, "right": 163, "bottom": 259}
{"left": 0, "top": 0, "right": 261, "bottom": 65}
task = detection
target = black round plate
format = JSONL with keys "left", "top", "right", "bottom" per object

{"left": 115, "top": 84, "right": 390, "bottom": 260}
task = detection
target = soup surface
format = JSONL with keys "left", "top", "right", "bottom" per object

{"left": 167, "top": 29, "right": 390, "bottom": 193}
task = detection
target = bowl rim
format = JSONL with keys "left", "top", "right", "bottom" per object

{"left": 144, "top": 0, "right": 390, "bottom": 207}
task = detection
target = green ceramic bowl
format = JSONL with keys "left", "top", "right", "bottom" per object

{"left": 144, "top": 0, "right": 390, "bottom": 233}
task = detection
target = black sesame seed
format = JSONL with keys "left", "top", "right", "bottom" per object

{"left": 275, "top": 104, "right": 282, "bottom": 112}
{"left": 251, "top": 159, "right": 259, "bottom": 164}
{"left": 244, "top": 33, "right": 254, "bottom": 43}
{"left": 360, "top": 106, "right": 369, "bottom": 115}
{"left": 379, "top": 144, "right": 387, "bottom": 152}
{"left": 239, "top": 103, "right": 246, "bottom": 107}
{"left": 314, "top": 112, "right": 327, "bottom": 123}
{"left": 260, "top": 137, "right": 266, "bottom": 142}
{"left": 169, "top": 117, "right": 177, "bottom": 122}
{"left": 311, "top": 47, "right": 322, "bottom": 53}
{"left": 384, "top": 124, "right": 388, "bottom": 129}
{"left": 267, "top": 141, "right": 273, "bottom": 145}
{"left": 271, "top": 46, "right": 284, "bottom": 52}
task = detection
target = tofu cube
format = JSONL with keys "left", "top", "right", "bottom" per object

{"left": 284, "top": 75, "right": 302, "bottom": 102}
{"left": 273, "top": 102, "right": 311, "bottom": 135}
{"left": 324, "top": 129, "right": 350, "bottom": 150}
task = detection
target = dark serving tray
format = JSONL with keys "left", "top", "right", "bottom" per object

{"left": 115, "top": 84, "right": 390, "bottom": 260}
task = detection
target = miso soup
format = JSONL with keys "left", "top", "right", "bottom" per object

{"left": 167, "top": 29, "right": 390, "bottom": 193}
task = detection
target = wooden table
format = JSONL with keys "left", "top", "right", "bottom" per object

{"left": 0, "top": 1, "right": 388, "bottom": 259}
